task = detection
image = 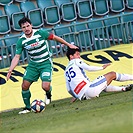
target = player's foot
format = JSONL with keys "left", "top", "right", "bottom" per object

{"left": 45, "top": 91, "right": 52, "bottom": 105}
{"left": 122, "top": 84, "right": 133, "bottom": 92}
{"left": 18, "top": 107, "right": 31, "bottom": 114}
{"left": 125, "top": 84, "right": 133, "bottom": 91}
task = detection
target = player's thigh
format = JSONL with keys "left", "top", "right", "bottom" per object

{"left": 23, "top": 64, "right": 39, "bottom": 82}
{"left": 85, "top": 76, "right": 107, "bottom": 99}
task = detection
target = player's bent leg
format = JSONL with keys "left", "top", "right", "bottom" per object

{"left": 104, "top": 71, "right": 133, "bottom": 92}
{"left": 103, "top": 71, "right": 116, "bottom": 85}
{"left": 42, "top": 82, "right": 52, "bottom": 105}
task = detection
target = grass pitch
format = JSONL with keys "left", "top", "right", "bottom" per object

{"left": 0, "top": 91, "right": 132, "bottom": 133}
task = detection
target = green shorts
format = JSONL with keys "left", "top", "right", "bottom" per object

{"left": 23, "top": 59, "right": 53, "bottom": 83}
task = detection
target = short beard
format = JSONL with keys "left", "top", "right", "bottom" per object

{"left": 25, "top": 30, "right": 33, "bottom": 37}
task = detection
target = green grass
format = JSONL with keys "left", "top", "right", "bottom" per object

{"left": 0, "top": 91, "right": 132, "bottom": 133}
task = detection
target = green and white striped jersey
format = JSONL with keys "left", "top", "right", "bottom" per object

{"left": 16, "top": 29, "right": 53, "bottom": 63}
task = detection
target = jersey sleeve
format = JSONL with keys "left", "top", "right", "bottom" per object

{"left": 38, "top": 29, "right": 54, "bottom": 40}
{"left": 15, "top": 38, "right": 24, "bottom": 55}
{"left": 75, "top": 59, "right": 103, "bottom": 71}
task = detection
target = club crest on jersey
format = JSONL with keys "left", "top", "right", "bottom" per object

{"left": 36, "top": 38, "right": 39, "bottom": 42}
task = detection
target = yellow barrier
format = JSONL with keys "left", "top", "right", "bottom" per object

{"left": 0, "top": 44, "right": 133, "bottom": 112}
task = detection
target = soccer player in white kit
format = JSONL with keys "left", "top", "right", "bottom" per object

{"left": 65, "top": 47, "right": 133, "bottom": 102}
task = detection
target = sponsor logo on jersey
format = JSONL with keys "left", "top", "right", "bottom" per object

{"left": 74, "top": 80, "right": 87, "bottom": 94}
{"left": 25, "top": 42, "right": 39, "bottom": 49}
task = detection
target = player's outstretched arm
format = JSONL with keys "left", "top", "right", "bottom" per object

{"left": 102, "top": 64, "right": 111, "bottom": 69}
{"left": 78, "top": 60, "right": 109, "bottom": 71}
{"left": 71, "top": 97, "right": 77, "bottom": 103}
{"left": 7, "top": 54, "right": 20, "bottom": 81}
{"left": 53, "top": 35, "right": 78, "bottom": 49}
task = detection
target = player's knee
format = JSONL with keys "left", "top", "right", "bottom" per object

{"left": 21, "top": 83, "right": 29, "bottom": 90}
{"left": 105, "top": 71, "right": 116, "bottom": 79}
{"left": 109, "top": 71, "right": 116, "bottom": 78}
{"left": 109, "top": 71, "right": 116, "bottom": 75}
{"left": 42, "top": 84, "right": 50, "bottom": 91}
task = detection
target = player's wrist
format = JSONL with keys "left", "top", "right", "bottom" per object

{"left": 8, "top": 70, "right": 12, "bottom": 73}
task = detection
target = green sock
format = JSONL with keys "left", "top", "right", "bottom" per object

{"left": 22, "top": 90, "right": 31, "bottom": 109}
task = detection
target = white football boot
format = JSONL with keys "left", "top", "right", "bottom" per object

{"left": 45, "top": 91, "right": 52, "bottom": 105}
{"left": 18, "top": 107, "right": 31, "bottom": 114}
{"left": 122, "top": 84, "right": 133, "bottom": 91}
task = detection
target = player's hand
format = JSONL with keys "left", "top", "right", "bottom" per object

{"left": 70, "top": 97, "right": 77, "bottom": 103}
{"left": 102, "top": 64, "right": 111, "bottom": 69}
{"left": 69, "top": 44, "right": 78, "bottom": 49}
{"left": 6, "top": 70, "right": 12, "bottom": 81}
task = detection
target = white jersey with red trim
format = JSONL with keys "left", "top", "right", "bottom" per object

{"left": 65, "top": 58, "right": 103, "bottom": 100}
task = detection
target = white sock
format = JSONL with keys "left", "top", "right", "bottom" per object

{"left": 104, "top": 85, "right": 125, "bottom": 92}
{"left": 116, "top": 73, "right": 133, "bottom": 81}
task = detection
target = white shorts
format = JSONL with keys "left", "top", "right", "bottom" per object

{"left": 84, "top": 76, "right": 107, "bottom": 99}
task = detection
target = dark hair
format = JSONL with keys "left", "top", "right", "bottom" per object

{"left": 66, "top": 46, "right": 80, "bottom": 60}
{"left": 18, "top": 17, "right": 32, "bottom": 27}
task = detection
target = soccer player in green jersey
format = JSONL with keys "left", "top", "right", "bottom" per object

{"left": 6, "top": 17, "right": 78, "bottom": 114}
